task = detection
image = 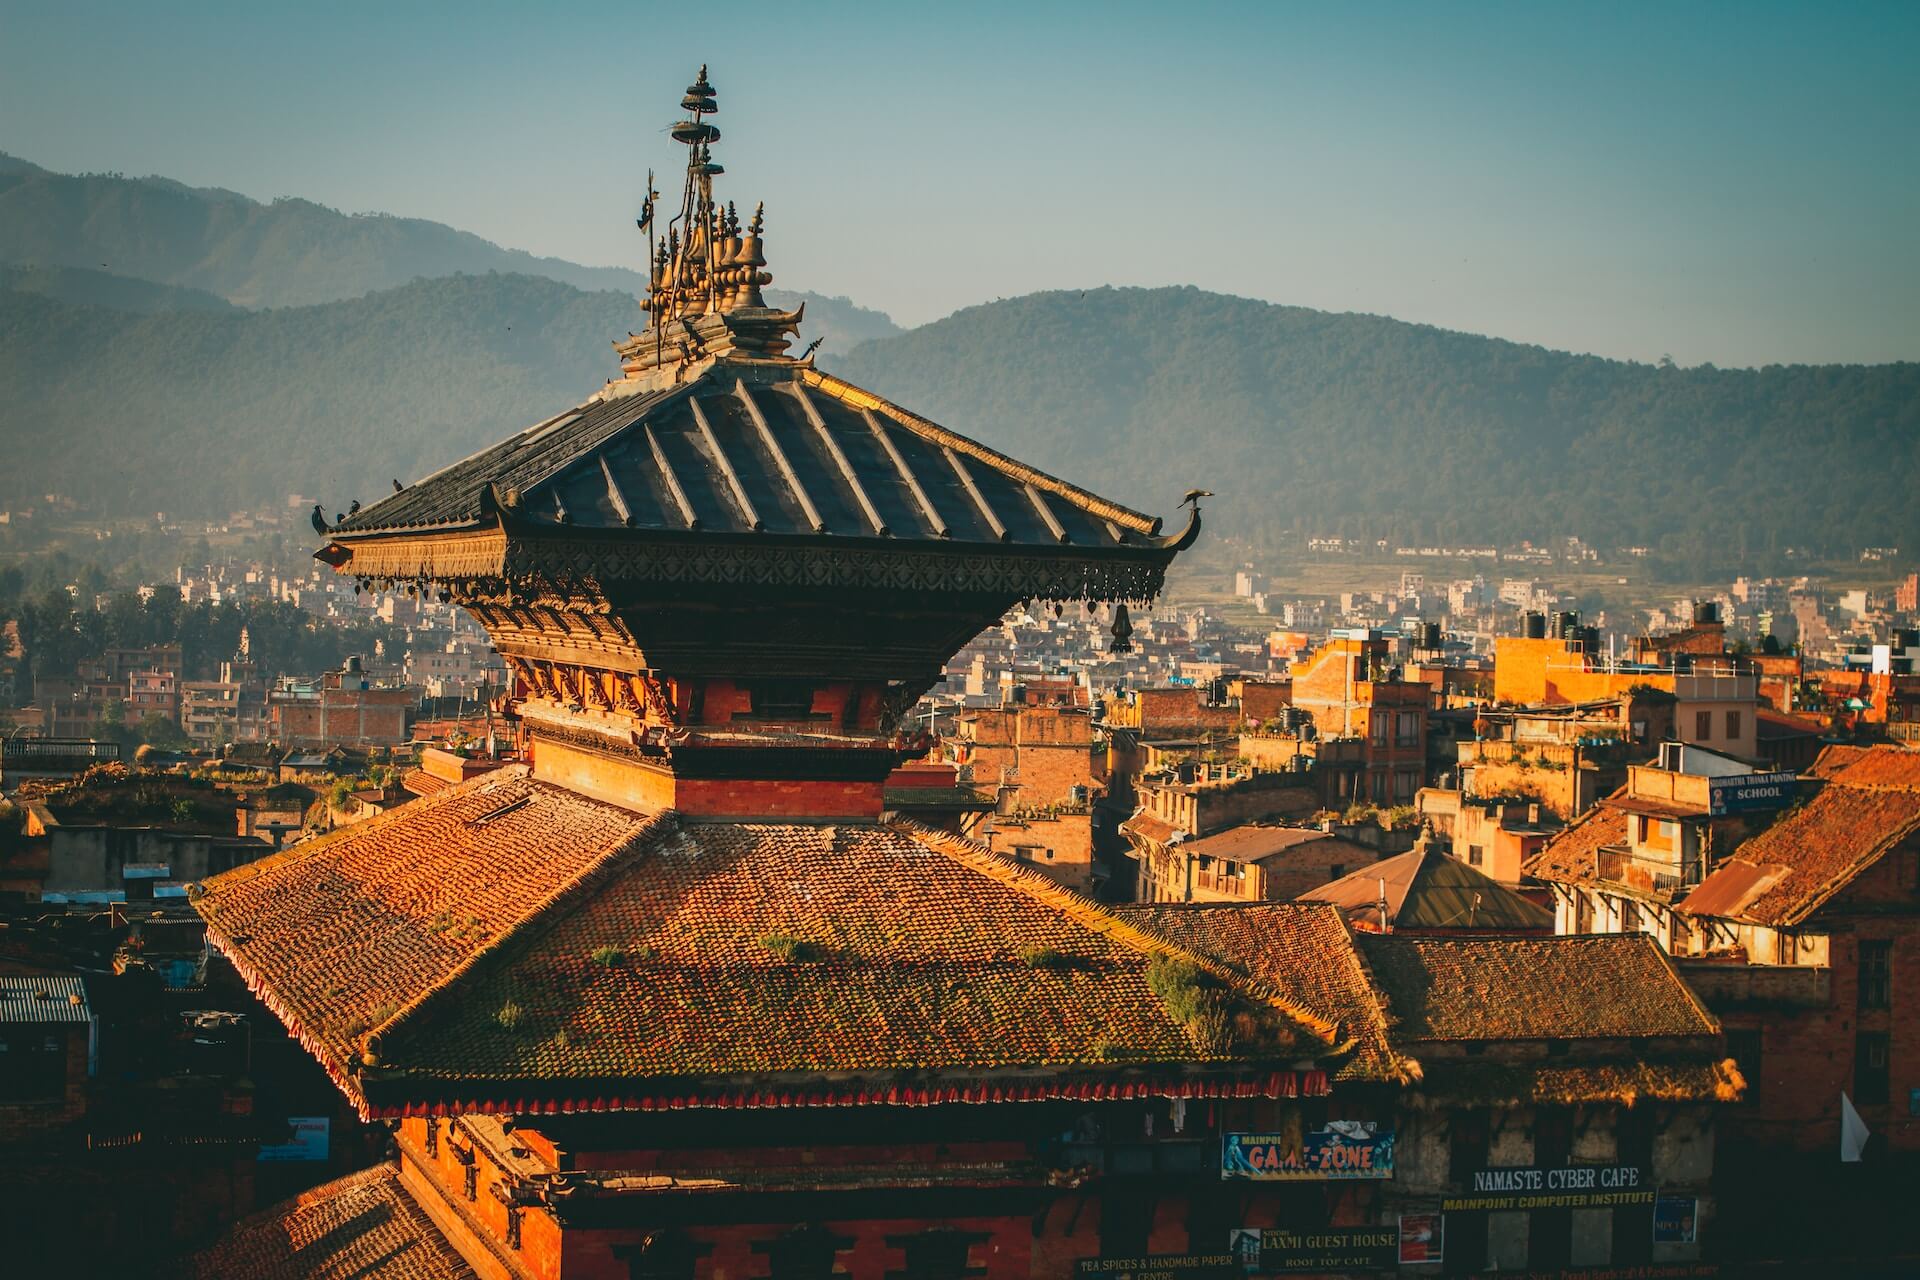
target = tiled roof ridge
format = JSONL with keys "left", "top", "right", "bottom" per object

{"left": 1521, "top": 788, "right": 1625, "bottom": 882}
{"left": 1761, "top": 799, "right": 1920, "bottom": 927}
{"left": 799, "top": 367, "right": 1163, "bottom": 537}
{"left": 1370, "top": 932, "right": 1721, "bottom": 1041}
{"left": 1319, "top": 905, "right": 1421, "bottom": 1086}
{"left": 363, "top": 808, "right": 680, "bottom": 1070}
{"left": 196, "top": 765, "right": 534, "bottom": 900}
{"left": 890, "top": 819, "right": 1342, "bottom": 1048}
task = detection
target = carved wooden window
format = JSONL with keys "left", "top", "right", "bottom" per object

{"left": 424, "top": 1117, "right": 438, "bottom": 1156}
{"left": 757, "top": 1225, "right": 852, "bottom": 1278}
{"left": 883, "top": 1229, "right": 989, "bottom": 1280}
{"left": 463, "top": 1163, "right": 477, "bottom": 1201}
{"left": 616, "top": 1230, "right": 706, "bottom": 1280}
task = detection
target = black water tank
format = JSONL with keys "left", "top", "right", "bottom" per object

{"left": 1694, "top": 600, "right": 1721, "bottom": 625}
{"left": 1421, "top": 621, "right": 1442, "bottom": 650}
{"left": 1523, "top": 612, "right": 1547, "bottom": 639}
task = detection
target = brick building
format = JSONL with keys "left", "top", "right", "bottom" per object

{"left": 268, "top": 657, "right": 414, "bottom": 748}
{"left": 0, "top": 974, "right": 94, "bottom": 1144}
{"left": 1287, "top": 631, "right": 1430, "bottom": 806}
{"left": 1527, "top": 743, "right": 1920, "bottom": 1266}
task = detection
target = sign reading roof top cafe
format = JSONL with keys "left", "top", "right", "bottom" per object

{"left": 1222, "top": 1125, "right": 1394, "bottom": 1180}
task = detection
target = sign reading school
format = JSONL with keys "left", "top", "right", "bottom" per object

{"left": 1708, "top": 770, "right": 1797, "bottom": 816}
{"left": 1221, "top": 1127, "right": 1395, "bottom": 1181}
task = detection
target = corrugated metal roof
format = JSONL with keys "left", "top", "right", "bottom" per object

{"left": 0, "top": 974, "right": 91, "bottom": 1023}
{"left": 328, "top": 367, "right": 1167, "bottom": 552}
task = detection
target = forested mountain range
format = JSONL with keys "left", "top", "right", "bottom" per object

{"left": 836, "top": 288, "right": 1920, "bottom": 564}
{"left": 0, "top": 151, "right": 901, "bottom": 351}
{"left": 1, "top": 152, "right": 1915, "bottom": 568}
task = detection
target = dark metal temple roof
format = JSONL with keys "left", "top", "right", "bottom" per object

{"left": 330, "top": 366, "right": 1174, "bottom": 554}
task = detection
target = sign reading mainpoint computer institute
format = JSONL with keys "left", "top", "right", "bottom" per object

{"left": 1443, "top": 1164, "right": 1653, "bottom": 1211}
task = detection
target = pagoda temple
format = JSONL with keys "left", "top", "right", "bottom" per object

{"left": 181, "top": 70, "right": 1733, "bottom": 1280}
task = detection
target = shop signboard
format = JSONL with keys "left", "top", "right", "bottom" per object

{"left": 1442, "top": 1164, "right": 1653, "bottom": 1212}
{"left": 1221, "top": 1126, "right": 1394, "bottom": 1181}
{"left": 1074, "top": 1255, "right": 1237, "bottom": 1279}
{"left": 1227, "top": 1228, "right": 1398, "bottom": 1273}
{"left": 1397, "top": 1212, "right": 1444, "bottom": 1264}
{"left": 1654, "top": 1195, "right": 1699, "bottom": 1244}
{"left": 1708, "top": 771, "right": 1797, "bottom": 816}
{"left": 257, "top": 1115, "right": 330, "bottom": 1162}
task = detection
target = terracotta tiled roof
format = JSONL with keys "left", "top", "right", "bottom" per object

{"left": 1111, "top": 903, "right": 1405, "bottom": 1082}
{"left": 1810, "top": 742, "right": 1920, "bottom": 789}
{"left": 1359, "top": 934, "right": 1718, "bottom": 1043}
{"left": 401, "top": 768, "right": 451, "bottom": 798}
{"left": 1523, "top": 801, "right": 1628, "bottom": 884}
{"left": 1177, "top": 825, "right": 1365, "bottom": 866}
{"left": 1805, "top": 743, "right": 1872, "bottom": 779}
{"left": 200, "top": 778, "right": 1361, "bottom": 1117}
{"left": 1119, "top": 810, "right": 1181, "bottom": 846}
{"left": 1683, "top": 749, "right": 1920, "bottom": 927}
{"left": 166, "top": 1164, "right": 474, "bottom": 1280}
{"left": 196, "top": 766, "right": 661, "bottom": 1097}
{"left": 1410, "top": 1059, "right": 1743, "bottom": 1109}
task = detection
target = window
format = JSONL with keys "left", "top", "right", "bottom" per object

{"left": 1396, "top": 711, "right": 1421, "bottom": 747}
{"left": 1467, "top": 844, "right": 1485, "bottom": 867}
{"left": 1695, "top": 710, "right": 1713, "bottom": 740}
{"left": 1860, "top": 940, "right": 1893, "bottom": 1010}
{"left": 1448, "top": 1110, "right": 1489, "bottom": 1184}
{"left": 746, "top": 680, "right": 816, "bottom": 720}
{"left": 1328, "top": 864, "right": 1345, "bottom": 881}
{"left": 1621, "top": 899, "right": 1642, "bottom": 933}
{"left": 1370, "top": 712, "right": 1389, "bottom": 747}
{"left": 1395, "top": 770, "right": 1418, "bottom": 802}
{"left": 1856, "top": 1032, "right": 1891, "bottom": 1105}
{"left": 1574, "top": 892, "right": 1595, "bottom": 933}
{"left": 1726, "top": 710, "right": 1742, "bottom": 740}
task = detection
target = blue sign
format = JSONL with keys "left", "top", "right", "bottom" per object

{"left": 1708, "top": 771, "right": 1798, "bottom": 816}
{"left": 1222, "top": 1127, "right": 1394, "bottom": 1181}
{"left": 1653, "top": 1195, "right": 1698, "bottom": 1244}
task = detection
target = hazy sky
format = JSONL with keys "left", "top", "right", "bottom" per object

{"left": 3, "top": 1, "right": 1916, "bottom": 366}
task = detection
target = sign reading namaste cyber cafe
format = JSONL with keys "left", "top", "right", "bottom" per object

{"left": 1228, "top": 1228, "right": 1399, "bottom": 1273}
{"left": 1443, "top": 1164, "right": 1653, "bottom": 1212}
{"left": 1221, "top": 1124, "right": 1395, "bottom": 1180}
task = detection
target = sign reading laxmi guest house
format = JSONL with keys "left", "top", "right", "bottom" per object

{"left": 1444, "top": 1164, "right": 1653, "bottom": 1212}
{"left": 1222, "top": 1127, "right": 1395, "bottom": 1180}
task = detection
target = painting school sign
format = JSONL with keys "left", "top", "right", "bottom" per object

{"left": 1443, "top": 1164, "right": 1654, "bottom": 1212}
{"left": 1222, "top": 1128, "right": 1395, "bottom": 1180}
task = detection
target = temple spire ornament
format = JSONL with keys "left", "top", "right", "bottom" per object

{"left": 625, "top": 66, "right": 800, "bottom": 380}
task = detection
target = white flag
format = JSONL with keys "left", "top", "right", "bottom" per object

{"left": 1840, "top": 1092, "right": 1870, "bottom": 1162}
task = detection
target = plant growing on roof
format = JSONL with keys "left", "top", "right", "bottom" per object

{"left": 761, "top": 934, "right": 824, "bottom": 963}
{"left": 1019, "top": 945, "right": 1071, "bottom": 971}
{"left": 495, "top": 999, "right": 524, "bottom": 1031}
{"left": 1145, "top": 954, "right": 1232, "bottom": 1054}
{"left": 590, "top": 944, "right": 626, "bottom": 967}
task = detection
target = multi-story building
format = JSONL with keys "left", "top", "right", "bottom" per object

{"left": 267, "top": 656, "right": 414, "bottom": 747}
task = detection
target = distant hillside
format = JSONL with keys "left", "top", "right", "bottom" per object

{"left": 834, "top": 287, "right": 1920, "bottom": 564}
{"left": 0, "top": 272, "right": 635, "bottom": 514}
{"left": 0, "top": 152, "right": 900, "bottom": 352}
{"left": 0, "top": 262, "right": 235, "bottom": 313}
